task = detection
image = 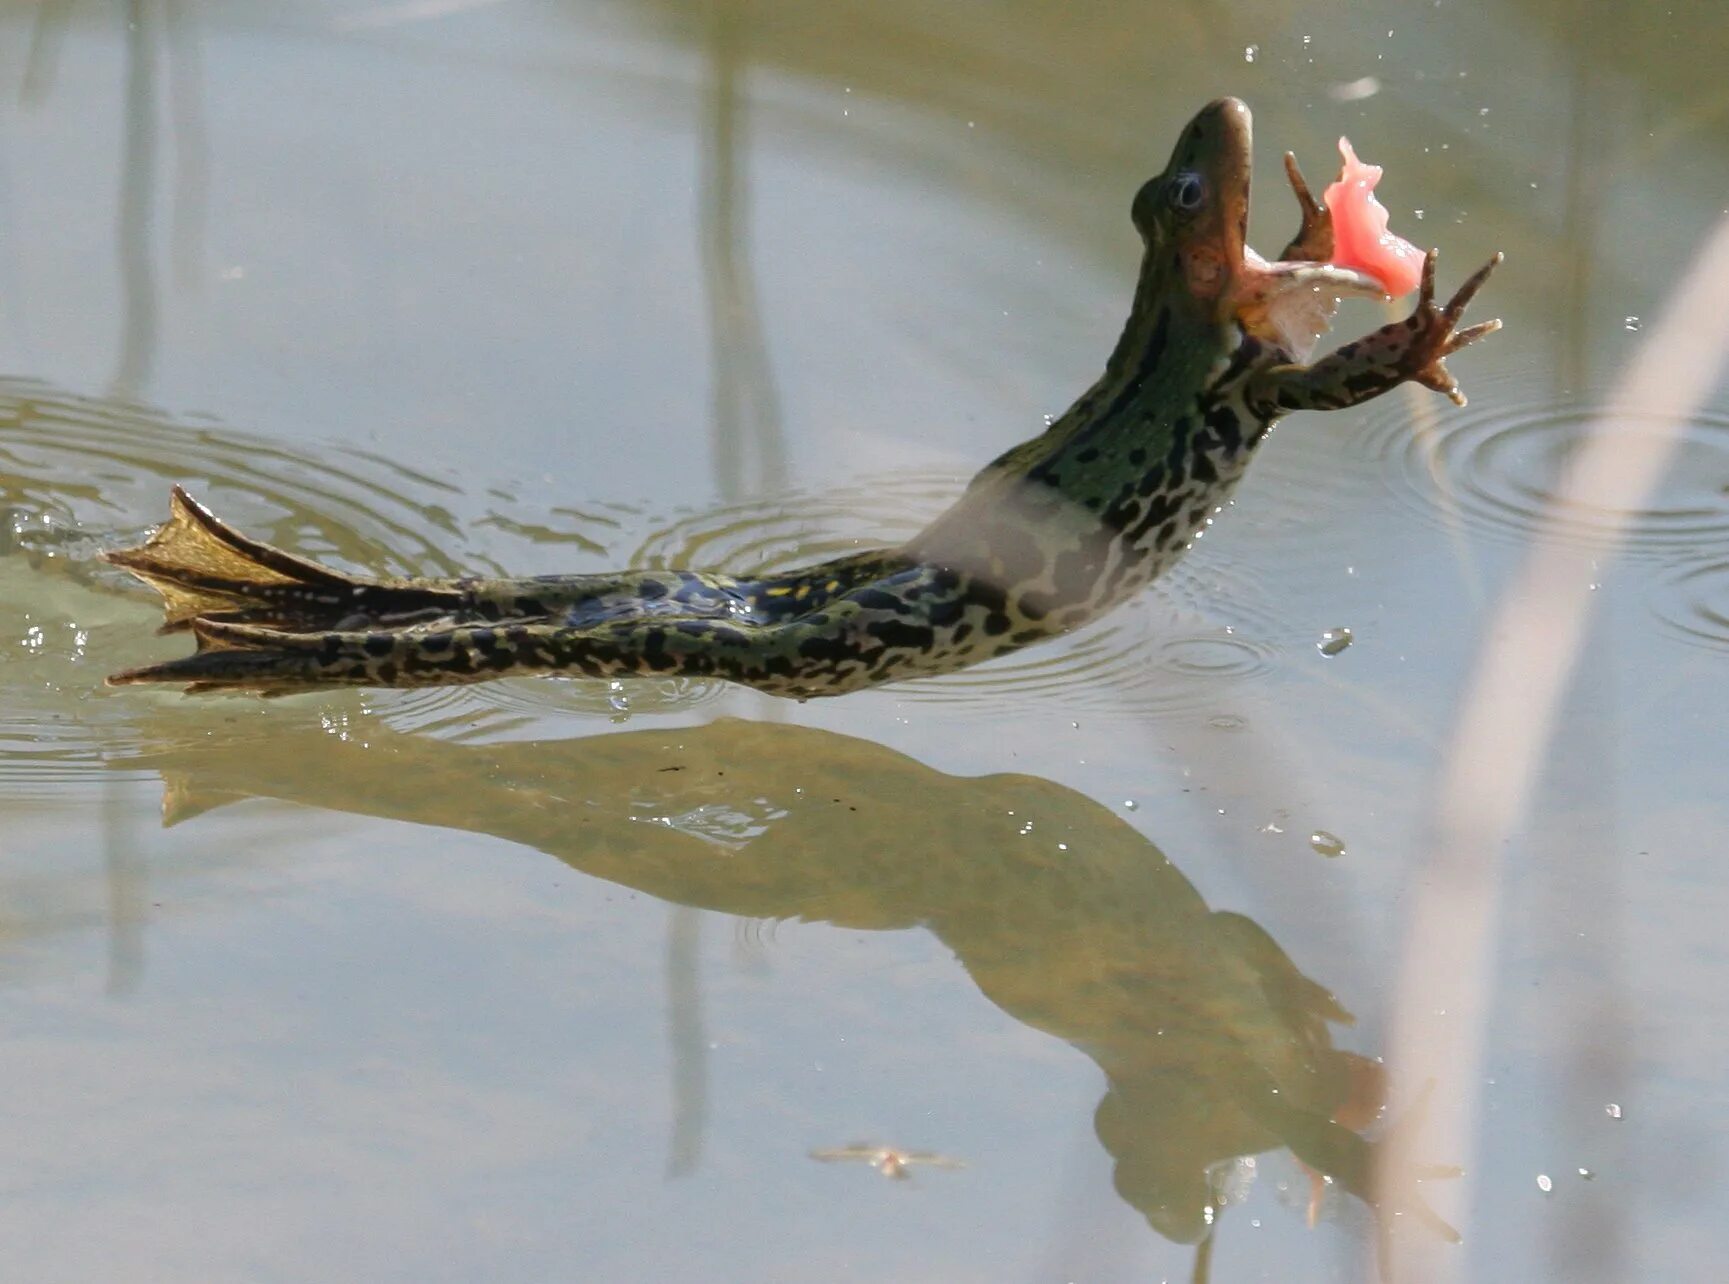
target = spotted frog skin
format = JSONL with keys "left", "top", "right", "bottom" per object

{"left": 106, "top": 98, "right": 1500, "bottom": 698}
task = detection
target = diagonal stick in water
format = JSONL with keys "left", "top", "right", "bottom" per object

{"left": 1379, "top": 216, "right": 1729, "bottom": 1279}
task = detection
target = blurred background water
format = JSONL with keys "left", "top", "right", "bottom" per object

{"left": 1, "top": 1, "right": 1726, "bottom": 1280}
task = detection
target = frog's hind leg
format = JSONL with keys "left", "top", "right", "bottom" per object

{"left": 106, "top": 561, "right": 958, "bottom": 698}
{"left": 104, "top": 486, "right": 466, "bottom": 632}
{"left": 104, "top": 614, "right": 715, "bottom": 696}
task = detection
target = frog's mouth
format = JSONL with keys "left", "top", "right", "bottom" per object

{"left": 1168, "top": 98, "right": 1389, "bottom": 361}
{"left": 1232, "top": 254, "right": 1387, "bottom": 363}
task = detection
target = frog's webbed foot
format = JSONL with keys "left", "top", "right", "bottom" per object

{"left": 1402, "top": 249, "right": 1504, "bottom": 407}
{"left": 1280, "top": 152, "right": 1334, "bottom": 262}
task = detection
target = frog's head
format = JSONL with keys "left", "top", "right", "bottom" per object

{"left": 1130, "top": 99, "right": 1385, "bottom": 358}
{"left": 1130, "top": 97, "right": 1255, "bottom": 321}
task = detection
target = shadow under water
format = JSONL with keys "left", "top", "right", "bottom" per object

{"left": 113, "top": 709, "right": 1451, "bottom": 1249}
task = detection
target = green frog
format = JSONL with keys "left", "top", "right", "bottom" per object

{"left": 106, "top": 98, "right": 1500, "bottom": 697}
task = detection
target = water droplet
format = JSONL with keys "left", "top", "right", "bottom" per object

{"left": 1243, "top": 44, "right": 1258, "bottom": 62}
{"left": 607, "top": 680, "right": 632, "bottom": 717}
{"left": 1318, "top": 627, "right": 1353, "bottom": 657}
{"left": 1623, "top": 315, "right": 1642, "bottom": 332}
{"left": 1309, "top": 830, "right": 1347, "bottom": 858}
{"left": 1605, "top": 1103, "right": 1622, "bottom": 1119}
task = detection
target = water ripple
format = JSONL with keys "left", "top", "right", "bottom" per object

{"left": 627, "top": 477, "right": 1293, "bottom": 717}
{"left": 898, "top": 558, "right": 1287, "bottom": 716}
{"left": 0, "top": 380, "right": 665, "bottom": 783}
{"left": 629, "top": 474, "right": 961, "bottom": 572}
{"left": 1352, "top": 379, "right": 1729, "bottom": 556}
{"left": 2, "top": 382, "right": 1316, "bottom": 773}
{"left": 1646, "top": 556, "right": 1729, "bottom": 653}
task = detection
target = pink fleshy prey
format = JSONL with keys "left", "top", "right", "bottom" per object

{"left": 1323, "top": 138, "right": 1425, "bottom": 297}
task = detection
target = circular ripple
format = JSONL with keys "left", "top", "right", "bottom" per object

{"left": 1647, "top": 557, "right": 1729, "bottom": 653}
{"left": 632, "top": 478, "right": 1297, "bottom": 718}
{"left": 897, "top": 556, "right": 1289, "bottom": 718}
{"left": 1352, "top": 377, "right": 1729, "bottom": 556}
{"left": 629, "top": 473, "right": 962, "bottom": 573}
{"left": 0, "top": 379, "right": 671, "bottom": 784}
{"left": 0, "top": 380, "right": 1322, "bottom": 750}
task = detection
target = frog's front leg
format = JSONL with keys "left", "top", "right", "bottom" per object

{"left": 1278, "top": 152, "right": 1334, "bottom": 262}
{"left": 1248, "top": 250, "right": 1502, "bottom": 412}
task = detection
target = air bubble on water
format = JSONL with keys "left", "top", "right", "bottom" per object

{"left": 1578, "top": 1167, "right": 1595, "bottom": 1180}
{"left": 1414, "top": 209, "right": 1425, "bottom": 220}
{"left": 1624, "top": 316, "right": 1641, "bottom": 332}
{"left": 1605, "top": 1103, "right": 1622, "bottom": 1119}
{"left": 1309, "top": 830, "right": 1347, "bottom": 858}
{"left": 607, "top": 680, "right": 632, "bottom": 717}
{"left": 1318, "top": 627, "right": 1353, "bottom": 657}
{"left": 1536, "top": 1173, "right": 1552, "bottom": 1193}
{"left": 1122, "top": 800, "right": 1138, "bottom": 811}
{"left": 1244, "top": 44, "right": 1258, "bottom": 63}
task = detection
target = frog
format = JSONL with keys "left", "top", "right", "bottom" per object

{"left": 105, "top": 97, "right": 1500, "bottom": 698}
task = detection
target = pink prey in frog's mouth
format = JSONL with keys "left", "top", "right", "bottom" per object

{"left": 1189, "top": 97, "right": 1407, "bottom": 363}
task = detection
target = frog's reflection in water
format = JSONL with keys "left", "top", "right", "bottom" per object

{"left": 124, "top": 713, "right": 1439, "bottom": 1248}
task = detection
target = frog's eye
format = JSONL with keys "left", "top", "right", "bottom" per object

{"left": 1169, "top": 172, "right": 1206, "bottom": 212}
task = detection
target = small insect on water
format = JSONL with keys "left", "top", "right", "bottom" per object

{"left": 808, "top": 1143, "right": 966, "bottom": 1181}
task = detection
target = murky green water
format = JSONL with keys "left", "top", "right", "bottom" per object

{"left": 3, "top": 1, "right": 1727, "bottom": 1280}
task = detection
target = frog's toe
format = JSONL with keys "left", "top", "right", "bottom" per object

{"left": 1442, "top": 252, "right": 1504, "bottom": 321}
{"left": 1415, "top": 360, "right": 1467, "bottom": 406}
{"left": 1444, "top": 317, "right": 1502, "bottom": 356}
{"left": 1279, "top": 151, "right": 1334, "bottom": 261}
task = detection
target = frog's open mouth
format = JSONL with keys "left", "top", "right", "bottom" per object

{"left": 1232, "top": 254, "right": 1387, "bottom": 363}
{"left": 1185, "top": 98, "right": 1389, "bottom": 361}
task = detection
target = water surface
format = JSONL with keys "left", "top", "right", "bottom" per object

{"left": 2, "top": 2, "right": 1727, "bottom": 1280}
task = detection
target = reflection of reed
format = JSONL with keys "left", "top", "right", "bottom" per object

{"left": 663, "top": 904, "right": 707, "bottom": 1179}
{"left": 19, "top": 0, "right": 70, "bottom": 107}
{"left": 164, "top": 0, "right": 208, "bottom": 289}
{"left": 113, "top": 0, "right": 160, "bottom": 397}
{"left": 668, "top": 0, "right": 793, "bottom": 1181}
{"left": 700, "top": 0, "right": 786, "bottom": 503}
{"left": 1381, "top": 216, "right": 1729, "bottom": 1282}
{"left": 102, "top": 765, "right": 145, "bottom": 996}
{"left": 118, "top": 712, "right": 1449, "bottom": 1253}
{"left": 24, "top": 0, "right": 208, "bottom": 393}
